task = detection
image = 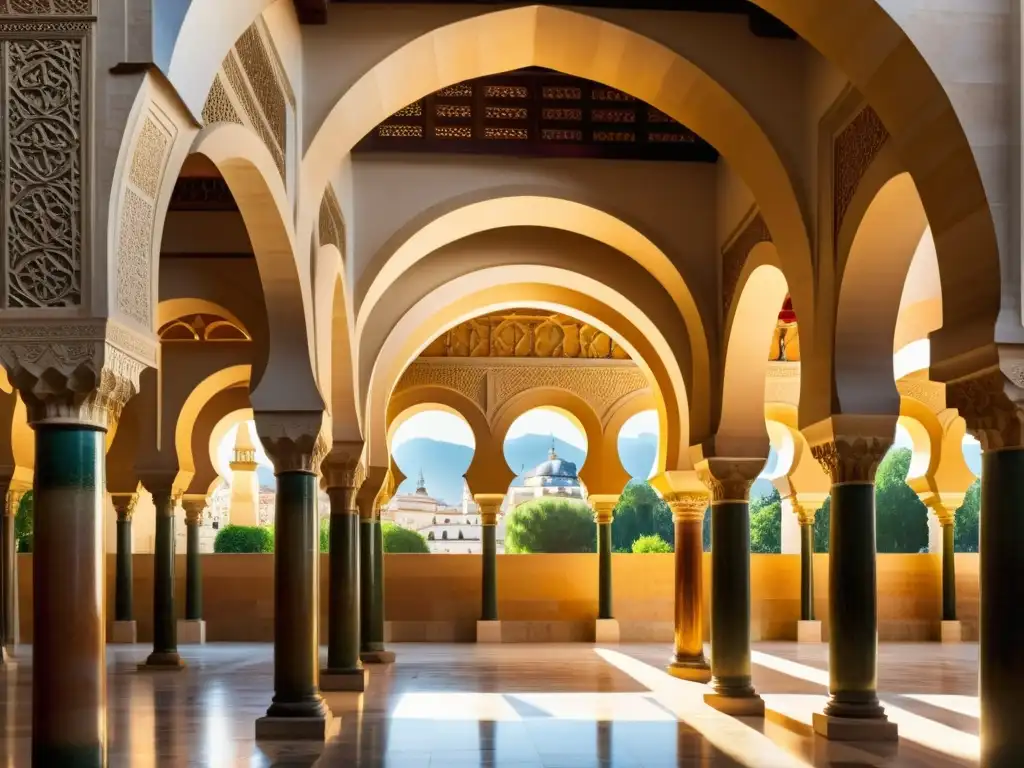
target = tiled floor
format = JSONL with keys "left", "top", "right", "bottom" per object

{"left": 0, "top": 642, "right": 980, "bottom": 767}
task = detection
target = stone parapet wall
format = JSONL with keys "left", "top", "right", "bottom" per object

{"left": 13, "top": 553, "right": 977, "bottom": 643}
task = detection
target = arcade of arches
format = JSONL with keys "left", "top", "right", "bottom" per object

{"left": 0, "top": 0, "right": 1019, "bottom": 765}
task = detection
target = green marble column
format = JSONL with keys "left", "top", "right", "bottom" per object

{"left": 594, "top": 501, "right": 615, "bottom": 621}
{"left": 144, "top": 487, "right": 183, "bottom": 668}
{"left": 359, "top": 517, "right": 378, "bottom": 653}
{"left": 322, "top": 455, "right": 364, "bottom": 690}
{"left": 263, "top": 470, "right": 328, "bottom": 721}
{"left": 800, "top": 519, "right": 815, "bottom": 622}
{"left": 941, "top": 520, "right": 956, "bottom": 621}
{"left": 184, "top": 516, "right": 202, "bottom": 621}
{"left": 979, "top": 447, "right": 1024, "bottom": 765}
{"left": 1, "top": 489, "right": 19, "bottom": 651}
{"left": 371, "top": 518, "right": 386, "bottom": 646}
{"left": 481, "top": 516, "right": 498, "bottom": 621}
{"left": 114, "top": 502, "right": 134, "bottom": 623}
{"left": 32, "top": 424, "right": 107, "bottom": 766}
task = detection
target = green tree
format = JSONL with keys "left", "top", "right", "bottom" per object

{"left": 749, "top": 488, "right": 782, "bottom": 553}
{"left": 319, "top": 517, "right": 330, "bottom": 553}
{"left": 702, "top": 507, "right": 711, "bottom": 551}
{"left": 15, "top": 491, "right": 32, "bottom": 553}
{"left": 505, "top": 498, "right": 596, "bottom": 553}
{"left": 381, "top": 521, "right": 430, "bottom": 553}
{"left": 612, "top": 482, "right": 673, "bottom": 551}
{"left": 875, "top": 447, "right": 928, "bottom": 553}
{"left": 632, "top": 534, "right": 672, "bottom": 553}
{"left": 814, "top": 497, "right": 830, "bottom": 552}
{"left": 954, "top": 479, "right": 980, "bottom": 553}
{"left": 214, "top": 524, "right": 274, "bottom": 553}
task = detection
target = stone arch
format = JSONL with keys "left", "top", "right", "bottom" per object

{"left": 387, "top": 386, "right": 510, "bottom": 496}
{"left": 301, "top": 5, "right": 813, "bottom": 333}
{"left": 185, "top": 389, "right": 254, "bottom": 497}
{"left": 174, "top": 364, "right": 252, "bottom": 483}
{"left": 315, "top": 241, "right": 361, "bottom": 442}
{"left": 158, "top": 298, "right": 250, "bottom": 337}
{"left": 365, "top": 269, "right": 690, "bottom": 476}
{"left": 719, "top": 256, "right": 790, "bottom": 455}
{"left": 604, "top": 391, "right": 660, "bottom": 484}
{"left": 835, "top": 172, "right": 928, "bottom": 416}
{"left": 190, "top": 123, "right": 321, "bottom": 413}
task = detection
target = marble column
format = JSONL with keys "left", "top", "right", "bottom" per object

{"left": 140, "top": 481, "right": 183, "bottom": 669}
{"left": 321, "top": 450, "right": 366, "bottom": 691}
{"left": 809, "top": 424, "right": 897, "bottom": 740}
{"left": 665, "top": 492, "right": 710, "bottom": 681}
{"left": 1, "top": 486, "right": 23, "bottom": 654}
{"left": 255, "top": 418, "right": 335, "bottom": 741}
{"left": 591, "top": 497, "right": 618, "bottom": 642}
{"left": 110, "top": 494, "right": 138, "bottom": 644}
{"left": 357, "top": 467, "right": 395, "bottom": 664}
{"left": 179, "top": 498, "right": 206, "bottom": 644}
{"left": 792, "top": 499, "right": 823, "bottom": 642}
{"left": 475, "top": 495, "right": 504, "bottom": 643}
{"left": 698, "top": 458, "right": 764, "bottom": 715}
{"left": 925, "top": 500, "right": 962, "bottom": 642}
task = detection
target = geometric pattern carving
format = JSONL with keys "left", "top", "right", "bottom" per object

{"left": 0, "top": 1, "right": 91, "bottom": 11}
{"left": 833, "top": 105, "right": 888, "bottom": 242}
{"left": 421, "top": 311, "right": 630, "bottom": 360}
{"left": 235, "top": 24, "right": 286, "bottom": 152}
{"left": 721, "top": 212, "right": 771, "bottom": 320}
{"left": 201, "top": 75, "right": 241, "bottom": 127}
{"left": 319, "top": 185, "right": 344, "bottom": 253}
{"left": 128, "top": 118, "right": 169, "bottom": 198}
{"left": 4, "top": 34, "right": 86, "bottom": 307}
{"left": 396, "top": 363, "right": 489, "bottom": 412}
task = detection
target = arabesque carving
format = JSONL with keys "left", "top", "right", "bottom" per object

{"left": 397, "top": 363, "right": 489, "bottom": 412}
{"left": 112, "top": 494, "right": 138, "bottom": 522}
{"left": 945, "top": 367, "right": 1024, "bottom": 451}
{"left": 811, "top": 436, "right": 891, "bottom": 485}
{"left": 833, "top": 105, "right": 889, "bottom": 242}
{"left": 664, "top": 492, "right": 709, "bottom": 522}
{"left": 697, "top": 458, "right": 762, "bottom": 503}
{"left": 255, "top": 411, "right": 330, "bottom": 474}
{"left": 0, "top": 1, "right": 91, "bottom": 13}
{"left": 319, "top": 186, "right": 344, "bottom": 253}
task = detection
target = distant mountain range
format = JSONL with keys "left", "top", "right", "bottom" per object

{"left": 392, "top": 432, "right": 659, "bottom": 507}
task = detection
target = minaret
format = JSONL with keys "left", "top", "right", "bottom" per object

{"left": 549, "top": 436, "right": 558, "bottom": 461}
{"left": 415, "top": 469, "right": 427, "bottom": 495}
{"left": 227, "top": 422, "right": 260, "bottom": 527}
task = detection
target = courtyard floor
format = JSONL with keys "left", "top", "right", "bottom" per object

{"left": 0, "top": 642, "right": 980, "bottom": 767}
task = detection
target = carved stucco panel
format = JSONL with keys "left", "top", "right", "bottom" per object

{"left": 721, "top": 212, "right": 771, "bottom": 320}
{"left": 394, "top": 363, "right": 489, "bottom": 412}
{"left": 319, "top": 185, "right": 344, "bottom": 253}
{"left": 833, "top": 105, "right": 889, "bottom": 242}
{"left": 490, "top": 365, "right": 649, "bottom": 421}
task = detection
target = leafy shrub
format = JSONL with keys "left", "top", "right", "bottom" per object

{"left": 505, "top": 498, "right": 595, "bottom": 554}
{"left": 631, "top": 534, "right": 672, "bottom": 554}
{"left": 319, "top": 516, "right": 330, "bottom": 553}
{"left": 381, "top": 522, "right": 430, "bottom": 553}
{"left": 214, "top": 524, "right": 274, "bottom": 553}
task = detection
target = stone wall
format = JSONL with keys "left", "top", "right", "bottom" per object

{"left": 13, "top": 553, "right": 978, "bottom": 644}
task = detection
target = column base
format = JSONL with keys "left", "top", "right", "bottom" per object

{"left": 255, "top": 709, "right": 340, "bottom": 741}
{"left": 319, "top": 667, "right": 366, "bottom": 692}
{"left": 812, "top": 712, "right": 898, "bottom": 741}
{"left": 359, "top": 650, "right": 396, "bottom": 664}
{"left": 940, "top": 620, "right": 963, "bottom": 643}
{"left": 667, "top": 658, "right": 711, "bottom": 683}
{"left": 797, "top": 620, "right": 822, "bottom": 644}
{"left": 476, "top": 620, "right": 502, "bottom": 643}
{"left": 594, "top": 618, "right": 620, "bottom": 644}
{"left": 704, "top": 692, "right": 765, "bottom": 717}
{"left": 139, "top": 651, "right": 185, "bottom": 671}
{"left": 177, "top": 619, "right": 206, "bottom": 645}
{"left": 110, "top": 620, "right": 137, "bottom": 644}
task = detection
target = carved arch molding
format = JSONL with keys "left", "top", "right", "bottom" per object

{"left": 393, "top": 360, "right": 651, "bottom": 430}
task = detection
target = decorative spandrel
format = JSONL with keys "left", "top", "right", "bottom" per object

{"left": 159, "top": 314, "right": 250, "bottom": 342}
{"left": 355, "top": 67, "right": 717, "bottom": 164}
{"left": 420, "top": 311, "right": 631, "bottom": 360}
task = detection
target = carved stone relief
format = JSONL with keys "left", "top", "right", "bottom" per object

{"left": 319, "top": 185, "right": 344, "bottom": 253}
{"left": 0, "top": 1, "right": 91, "bottom": 12}
{"left": 833, "top": 105, "right": 889, "bottom": 242}
{"left": 721, "top": 212, "right": 771, "bottom": 320}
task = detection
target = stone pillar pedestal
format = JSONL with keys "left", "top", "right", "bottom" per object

{"left": 797, "top": 620, "right": 822, "bottom": 644}
{"left": 476, "top": 620, "right": 503, "bottom": 643}
{"left": 177, "top": 619, "right": 206, "bottom": 645}
{"left": 110, "top": 620, "right": 138, "bottom": 644}
{"left": 594, "top": 618, "right": 620, "bottom": 644}
{"left": 940, "top": 620, "right": 963, "bottom": 644}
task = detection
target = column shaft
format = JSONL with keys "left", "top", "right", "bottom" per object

{"left": 326, "top": 502, "right": 360, "bottom": 671}
{"left": 481, "top": 523, "right": 497, "bottom": 621}
{"left": 800, "top": 522, "right": 815, "bottom": 622}
{"left": 185, "top": 522, "right": 202, "bottom": 621}
{"left": 115, "top": 519, "right": 133, "bottom": 622}
{"left": 268, "top": 471, "right": 326, "bottom": 719}
{"left": 1, "top": 509, "right": 15, "bottom": 647}
{"left": 370, "top": 519, "right": 385, "bottom": 648}
{"left": 824, "top": 483, "right": 883, "bottom": 718}
{"left": 33, "top": 425, "right": 106, "bottom": 766}
{"left": 597, "top": 522, "right": 613, "bottom": 620}
{"left": 709, "top": 501, "right": 755, "bottom": 697}
{"left": 146, "top": 490, "right": 180, "bottom": 666}
{"left": 672, "top": 516, "right": 706, "bottom": 666}
{"left": 980, "top": 448, "right": 1024, "bottom": 765}
{"left": 941, "top": 522, "right": 956, "bottom": 622}
{"left": 359, "top": 518, "right": 378, "bottom": 652}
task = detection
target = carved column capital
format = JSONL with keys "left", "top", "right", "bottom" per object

{"left": 111, "top": 493, "right": 138, "bottom": 523}
{"left": 3, "top": 485, "right": 26, "bottom": 519}
{"left": 474, "top": 494, "right": 505, "bottom": 526}
{"left": 696, "top": 458, "right": 763, "bottom": 503}
{"left": 589, "top": 494, "right": 618, "bottom": 524}
{"left": 804, "top": 415, "right": 895, "bottom": 485}
{"left": 786, "top": 496, "right": 823, "bottom": 527}
{"left": 0, "top": 320, "right": 154, "bottom": 430}
{"left": 356, "top": 465, "right": 389, "bottom": 521}
{"left": 944, "top": 363, "right": 1024, "bottom": 451}
{"left": 321, "top": 441, "right": 366, "bottom": 492}
{"left": 921, "top": 494, "right": 961, "bottom": 527}
{"left": 664, "top": 492, "right": 709, "bottom": 523}
{"left": 254, "top": 410, "right": 329, "bottom": 474}
{"left": 181, "top": 498, "right": 207, "bottom": 526}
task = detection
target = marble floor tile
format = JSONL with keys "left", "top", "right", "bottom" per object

{"left": 0, "top": 642, "right": 982, "bottom": 767}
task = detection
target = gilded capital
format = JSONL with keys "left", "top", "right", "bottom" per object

{"left": 182, "top": 498, "right": 207, "bottom": 526}
{"left": 590, "top": 495, "right": 618, "bottom": 524}
{"left": 696, "top": 458, "right": 762, "bottom": 503}
{"left": 804, "top": 415, "right": 895, "bottom": 485}
{"left": 111, "top": 493, "right": 138, "bottom": 522}
{"left": 664, "top": 492, "right": 708, "bottom": 523}
{"left": 255, "top": 410, "right": 330, "bottom": 474}
{"left": 475, "top": 494, "right": 505, "bottom": 526}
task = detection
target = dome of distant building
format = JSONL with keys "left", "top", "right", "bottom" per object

{"left": 523, "top": 443, "right": 581, "bottom": 488}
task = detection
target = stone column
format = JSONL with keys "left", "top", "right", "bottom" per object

{"left": 139, "top": 479, "right": 184, "bottom": 670}
{"left": 178, "top": 498, "right": 207, "bottom": 645}
{"left": 698, "top": 458, "right": 764, "bottom": 715}
{"left": 110, "top": 494, "right": 138, "bottom": 644}
{"left": 255, "top": 414, "right": 336, "bottom": 741}
{"left": 809, "top": 419, "right": 897, "bottom": 741}
{"left": 592, "top": 495, "right": 618, "bottom": 643}
{"left": 358, "top": 467, "right": 395, "bottom": 664}
{"left": 475, "top": 495, "right": 504, "bottom": 643}
{"left": 790, "top": 497, "right": 824, "bottom": 643}
{"left": 1, "top": 486, "right": 24, "bottom": 653}
{"left": 321, "top": 447, "right": 367, "bottom": 691}
{"left": 924, "top": 499, "right": 962, "bottom": 643}
{"left": 665, "top": 492, "right": 710, "bottom": 681}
